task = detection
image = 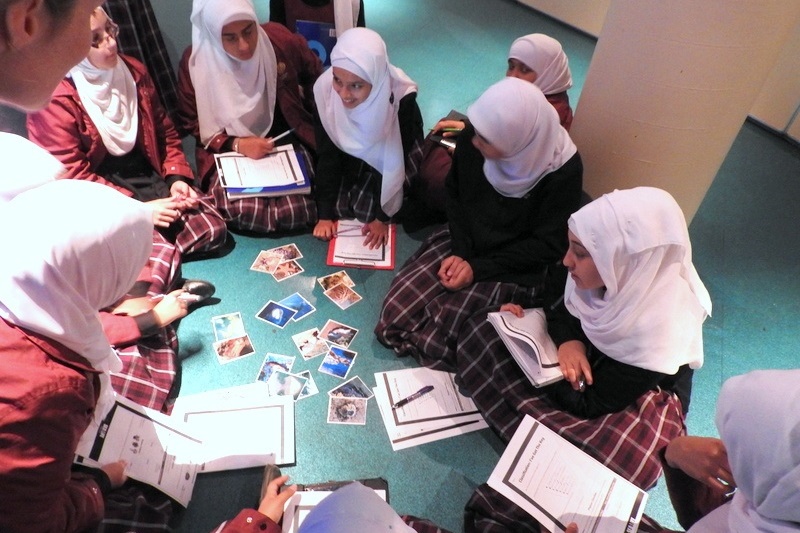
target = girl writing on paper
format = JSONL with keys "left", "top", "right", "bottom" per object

{"left": 311, "top": 27, "right": 424, "bottom": 249}
{"left": 415, "top": 33, "right": 575, "bottom": 222}
{"left": 458, "top": 188, "right": 712, "bottom": 533}
{"left": 376, "top": 77, "right": 583, "bottom": 370}
{"left": 27, "top": 7, "right": 228, "bottom": 262}
{"left": 177, "top": 0, "right": 323, "bottom": 234}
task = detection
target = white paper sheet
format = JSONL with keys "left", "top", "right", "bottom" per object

{"left": 373, "top": 367, "right": 487, "bottom": 450}
{"left": 74, "top": 395, "right": 200, "bottom": 507}
{"left": 216, "top": 145, "right": 306, "bottom": 188}
{"left": 487, "top": 415, "right": 648, "bottom": 533}
{"left": 171, "top": 382, "right": 295, "bottom": 470}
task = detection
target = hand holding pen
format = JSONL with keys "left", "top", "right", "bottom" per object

{"left": 234, "top": 129, "right": 294, "bottom": 159}
{"left": 431, "top": 119, "right": 465, "bottom": 137}
{"left": 392, "top": 385, "right": 435, "bottom": 410}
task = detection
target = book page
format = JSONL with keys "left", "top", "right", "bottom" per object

{"left": 216, "top": 145, "right": 305, "bottom": 188}
{"left": 487, "top": 416, "right": 647, "bottom": 533}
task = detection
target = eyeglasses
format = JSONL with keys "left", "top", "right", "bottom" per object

{"left": 91, "top": 20, "right": 120, "bottom": 49}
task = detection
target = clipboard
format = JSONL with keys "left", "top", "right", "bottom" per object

{"left": 326, "top": 219, "right": 396, "bottom": 270}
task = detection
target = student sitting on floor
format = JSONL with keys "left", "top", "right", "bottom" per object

{"left": 456, "top": 187, "right": 712, "bottom": 519}
{"left": 376, "top": 77, "right": 582, "bottom": 370}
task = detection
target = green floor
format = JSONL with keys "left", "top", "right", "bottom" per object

{"left": 171, "top": 1, "right": 800, "bottom": 531}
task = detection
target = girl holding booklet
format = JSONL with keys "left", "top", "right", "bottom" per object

{"left": 458, "top": 187, "right": 712, "bottom": 531}
{"left": 376, "top": 77, "right": 582, "bottom": 370}
{"left": 177, "top": 0, "right": 323, "bottom": 233}
{"left": 311, "top": 27, "right": 424, "bottom": 249}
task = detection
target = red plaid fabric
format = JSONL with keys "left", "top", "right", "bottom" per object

{"left": 376, "top": 226, "right": 535, "bottom": 370}
{"left": 456, "top": 313, "right": 686, "bottom": 491}
{"left": 147, "top": 230, "right": 181, "bottom": 297}
{"left": 164, "top": 197, "right": 228, "bottom": 257}
{"left": 464, "top": 486, "right": 672, "bottom": 533}
{"left": 110, "top": 325, "right": 178, "bottom": 413}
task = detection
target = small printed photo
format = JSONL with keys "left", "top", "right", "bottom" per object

{"left": 267, "top": 243, "right": 303, "bottom": 262}
{"left": 291, "top": 328, "right": 329, "bottom": 360}
{"left": 320, "top": 319, "right": 358, "bottom": 348}
{"left": 329, "top": 375, "right": 373, "bottom": 400}
{"left": 213, "top": 334, "right": 255, "bottom": 364}
{"left": 327, "top": 397, "right": 367, "bottom": 425}
{"left": 278, "top": 292, "right": 316, "bottom": 321}
{"left": 318, "top": 345, "right": 358, "bottom": 380}
{"left": 266, "top": 370, "right": 308, "bottom": 401}
{"left": 249, "top": 250, "right": 282, "bottom": 274}
{"left": 317, "top": 270, "right": 355, "bottom": 291}
{"left": 272, "top": 260, "right": 304, "bottom": 282}
{"left": 296, "top": 370, "right": 319, "bottom": 400}
{"left": 256, "top": 300, "right": 297, "bottom": 329}
{"left": 255, "top": 352, "right": 297, "bottom": 383}
{"left": 324, "top": 283, "right": 362, "bottom": 310}
{"left": 211, "top": 312, "right": 247, "bottom": 341}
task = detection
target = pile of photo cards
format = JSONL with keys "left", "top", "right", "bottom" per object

{"left": 318, "top": 270, "right": 362, "bottom": 309}
{"left": 327, "top": 376, "right": 373, "bottom": 426}
{"left": 211, "top": 311, "right": 256, "bottom": 365}
{"left": 250, "top": 243, "right": 305, "bottom": 282}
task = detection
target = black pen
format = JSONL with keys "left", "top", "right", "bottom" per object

{"left": 391, "top": 385, "right": 434, "bottom": 410}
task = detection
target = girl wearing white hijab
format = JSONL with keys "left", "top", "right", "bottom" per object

{"left": 177, "top": 0, "right": 323, "bottom": 234}
{"left": 377, "top": 77, "right": 582, "bottom": 373}
{"left": 312, "top": 27, "right": 424, "bottom": 249}
{"left": 459, "top": 189, "right": 711, "bottom": 532}
{"left": 0, "top": 179, "right": 154, "bottom": 533}
{"left": 26, "top": 8, "right": 227, "bottom": 260}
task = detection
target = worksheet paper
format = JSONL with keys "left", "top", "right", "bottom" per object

{"left": 171, "top": 382, "right": 295, "bottom": 470}
{"left": 373, "top": 367, "right": 487, "bottom": 450}
{"left": 487, "top": 415, "right": 647, "bottom": 533}
{"left": 326, "top": 218, "right": 395, "bottom": 269}
{"left": 74, "top": 395, "right": 200, "bottom": 507}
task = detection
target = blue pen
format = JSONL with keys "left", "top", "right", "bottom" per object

{"left": 391, "top": 385, "right": 435, "bottom": 409}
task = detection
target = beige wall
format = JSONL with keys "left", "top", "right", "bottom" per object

{"left": 516, "top": 0, "right": 800, "bottom": 139}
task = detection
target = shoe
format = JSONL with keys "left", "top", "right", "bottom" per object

{"left": 179, "top": 279, "right": 216, "bottom": 304}
{"left": 260, "top": 464, "right": 282, "bottom": 501}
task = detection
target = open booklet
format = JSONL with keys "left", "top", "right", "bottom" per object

{"left": 488, "top": 415, "right": 648, "bottom": 533}
{"left": 215, "top": 144, "right": 310, "bottom": 199}
{"left": 326, "top": 218, "right": 396, "bottom": 270}
{"left": 487, "top": 308, "right": 563, "bottom": 387}
{"left": 282, "top": 478, "right": 388, "bottom": 533}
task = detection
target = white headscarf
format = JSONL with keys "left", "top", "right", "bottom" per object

{"left": 508, "top": 33, "right": 573, "bottom": 95}
{"left": 0, "top": 180, "right": 152, "bottom": 418}
{"left": 189, "top": 0, "right": 278, "bottom": 144}
{"left": 332, "top": 0, "right": 361, "bottom": 36}
{"left": 0, "top": 133, "right": 63, "bottom": 203}
{"left": 313, "top": 27, "right": 417, "bottom": 217}
{"left": 466, "top": 77, "right": 577, "bottom": 198}
{"left": 687, "top": 369, "right": 800, "bottom": 533}
{"left": 298, "top": 482, "right": 414, "bottom": 533}
{"left": 564, "top": 187, "right": 712, "bottom": 374}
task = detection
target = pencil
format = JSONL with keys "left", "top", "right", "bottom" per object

{"left": 271, "top": 129, "right": 294, "bottom": 142}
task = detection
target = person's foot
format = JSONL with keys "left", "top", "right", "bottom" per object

{"left": 179, "top": 279, "right": 216, "bottom": 304}
{"left": 260, "top": 464, "right": 282, "bottom": 502}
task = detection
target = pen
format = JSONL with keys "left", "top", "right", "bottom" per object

{"left": 271, "top": 129, "right": 294, "bottom": 142}
{"left": 391, "top": 385, "right": 434, "bottom": 410}
{"left": 440, "top": 127, "right": 462, "bottom": 132}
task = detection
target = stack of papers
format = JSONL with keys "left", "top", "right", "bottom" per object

{"left": 373, "top": 367, "right": 487, "bottom": 451}
{"left": 215, "top": 144, "right": 310, "bottom": 199}
{"left": 487, "top": 308, "right": 563, "bottom": 388}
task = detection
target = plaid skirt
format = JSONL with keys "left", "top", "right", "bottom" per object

{"left": 375, "top": 226, "right": 535, "bottom": 370}
{"left": 162, "top": 196, "right": 228, "bottom": 257}
{"left": 456, "top": 313, "right": 686, "bottom": 491}
{"left": 147, "top": 231, "right": 181, "bottom": 297}
{"left": 402, "top": 515, "right": 455, "bottom": 533}
{"left": 110, "top": 325, "right": 179, "bottom": 413}
{"left": 96, "top": 482, "right": 174, "bottom": 533}
{"left": 464, "top": 485, "right": 668, "bottom": 533}
{"left": 208, "top": 145, "right": 317, "bottom": 233}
